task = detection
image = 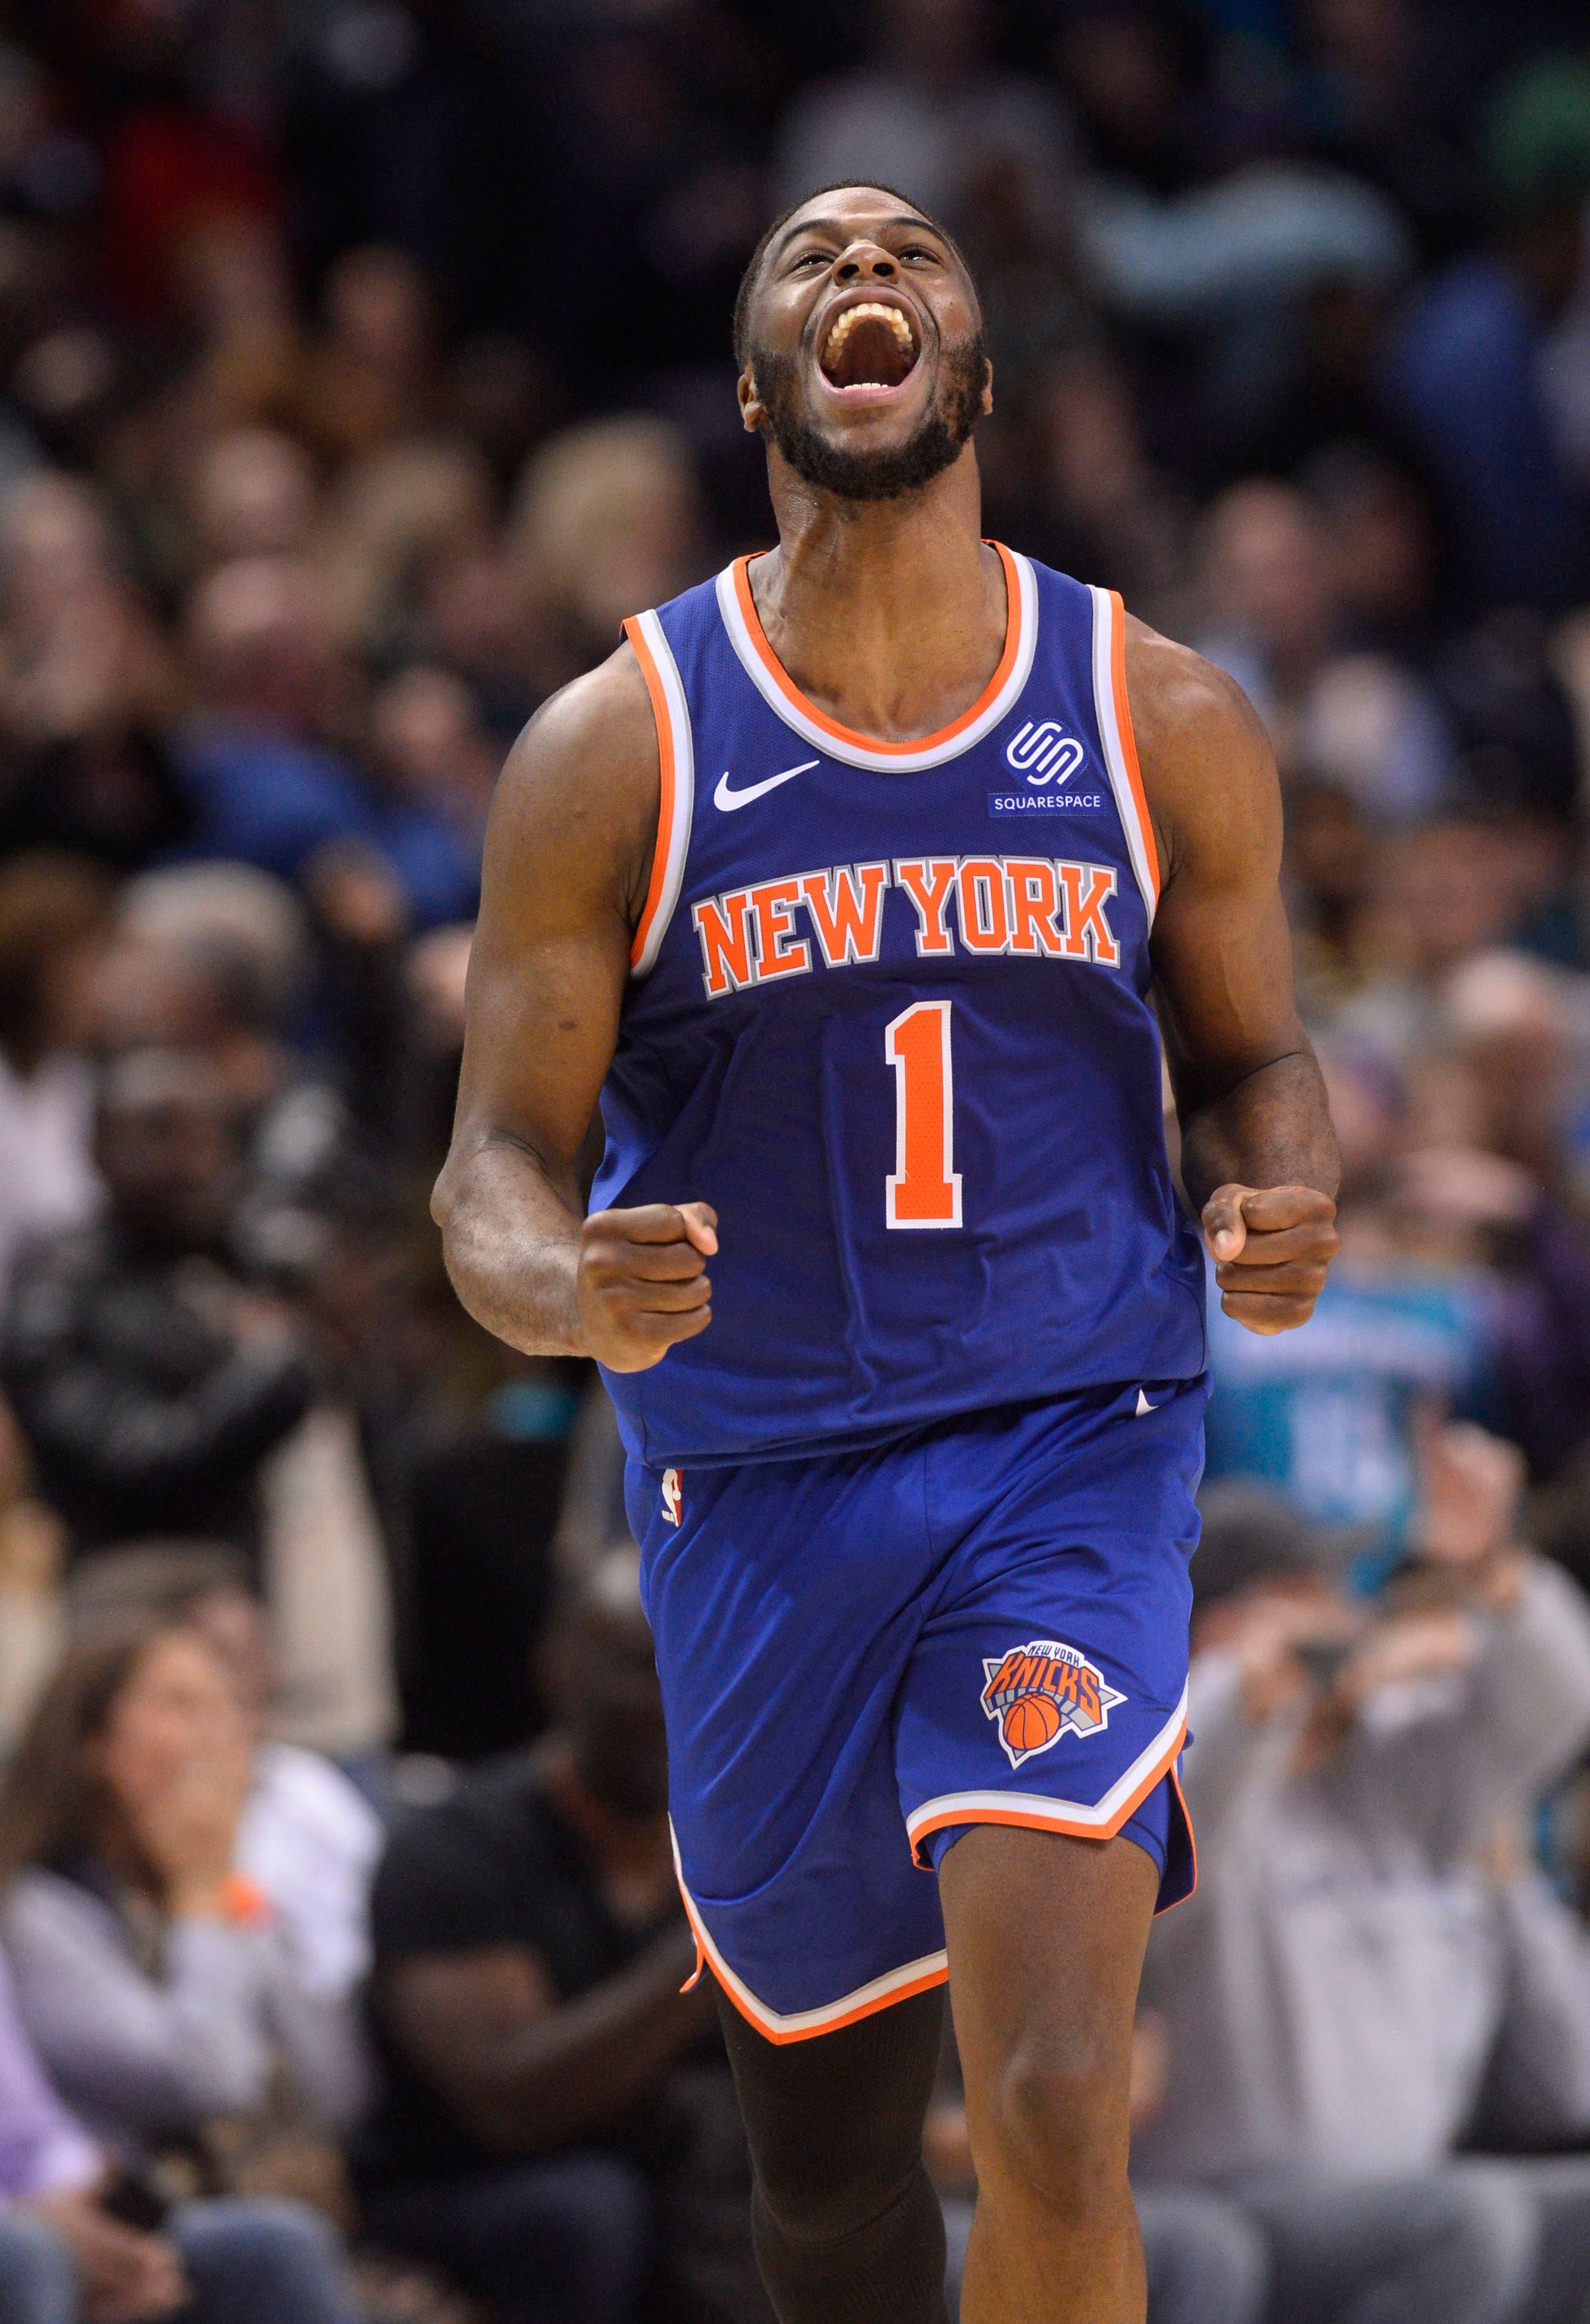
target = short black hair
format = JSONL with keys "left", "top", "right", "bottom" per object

{"left": 731, "top": 182, "right": 970, "bottom": 370}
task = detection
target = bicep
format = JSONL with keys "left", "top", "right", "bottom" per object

{"left": 1151, "top": 856, "right": 1301, "bottom": 1093}
{"left": 449, "top": 661, "right": 658, "bottom": 1189}
{"left": 1131, "top": 632, "right": 1306, "bottom": 1090}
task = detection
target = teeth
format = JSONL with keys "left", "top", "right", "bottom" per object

{"left": 823, "top": 301, "right": 916, "bottom": 361}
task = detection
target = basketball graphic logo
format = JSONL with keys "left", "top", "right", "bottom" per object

{"left": 662, "top": 1468, "right": 683, "bottom": 1526}
{"left": 981, "top": 1639, "right": 1125, "bottom": 1768}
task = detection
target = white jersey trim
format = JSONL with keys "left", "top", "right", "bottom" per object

{"left": 715, "top": 549, "right": 1039, "bottom": 773}
{"left": 1088, "top": 584, "right": 1159, "bottom": 927}
{"left": 670, "top": 1824, "right": 948, "bottom": 2045}
{"left": 626, "top": 608, "right": 695, "bottom": 977}
{"left": 904, "top": 1685, "right": 1188, "bottom": 1852}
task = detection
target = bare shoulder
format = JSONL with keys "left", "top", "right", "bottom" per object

{"left": 1120, "top": 612, "right": 1279, "bottom": 885}
{"left": 484, "top": 642, "right": 661, "bottom": 926}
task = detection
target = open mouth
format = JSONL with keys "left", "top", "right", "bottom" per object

{"left": 818, "top": 299, "right": 920, "bottom": 394}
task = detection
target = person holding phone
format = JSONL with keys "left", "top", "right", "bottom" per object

{"left": 0, "top": 1614, "right": 367, "bottom": 2324}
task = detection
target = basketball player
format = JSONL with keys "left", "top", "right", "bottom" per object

{"left": 434, "top": 184, "right": 1339, "bottom": 2323}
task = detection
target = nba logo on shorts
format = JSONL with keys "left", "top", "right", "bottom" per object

{"left": 661, "top": 1468, "right": 683, "bottom": 1526}
{"left": 981, "top": 1639, "right": 1125, "bottom": 1768}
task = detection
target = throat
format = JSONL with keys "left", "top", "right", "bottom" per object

{"left": 750, "top": 526, "right": 1010, "bottom": 745}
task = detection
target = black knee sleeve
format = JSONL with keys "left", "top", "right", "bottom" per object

{"left": 716, "top": 1985, "right": 951, "bottom": 2324}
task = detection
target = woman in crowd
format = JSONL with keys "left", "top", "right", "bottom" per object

{"left": 0, "top": 1612, "right": 370, "bottom": 2324}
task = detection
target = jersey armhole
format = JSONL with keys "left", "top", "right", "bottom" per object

{"left": 1089, "top": 586, "right": 1161, "bottom": 922}
{"left": 622, "top": 610, "right": 696, "bottom": 977}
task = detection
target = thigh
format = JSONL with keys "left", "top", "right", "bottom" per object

{"left": 1134, "top": 2188, "right": 1270, "bottom": 2324}
{"left": 1239, "top": 2169, "right": 1537, "bottom": 2324}
{"left": 1489, "top": 2156, "right": 1590, "bottom": 2324}
{"left": 361, "top": 2160, "right": 652, "bottom": 2324}
{"left": 899, "top": 1383, "right": 1205, "bottom": 1908}
{"left": 939, "top": 1823, "right": 1158, "bottom": 2171}
{"left": 0, "top": 2214, "right": 78, "bottom": 2324}
{"left": 632, "top": 1441, "right": 948, "bottom": 2043}
{"left": 171, "top": 2197, "right": 360, "bottom": 2324}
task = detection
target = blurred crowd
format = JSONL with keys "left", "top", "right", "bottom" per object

{"left": 0, "top": 0, "right": 1588, "bottom": 2320}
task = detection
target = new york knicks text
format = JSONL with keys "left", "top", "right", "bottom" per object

{"left": 690, "top": 855, "right": 1122, "bottom": 997}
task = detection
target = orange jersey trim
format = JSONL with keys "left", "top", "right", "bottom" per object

{"left": 671, "top": 1847, "right": 949, "bottom": 2046}
{"left": 1107, "top": 588, "right": 1160, "bottom": 901}
{"left": 623, "top": 613, "right": 677, "bottom": 971}
{"left": 730, "top": 542, "right": 1025, "bottom": 760}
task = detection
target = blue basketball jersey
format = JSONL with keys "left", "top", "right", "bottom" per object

{"left": 591, "top": 546, "right": 1206, "bottom": 1467}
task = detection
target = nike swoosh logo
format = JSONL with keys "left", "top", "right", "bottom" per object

{"left": 1136, "top": 1388, "right": 1156, "bottom": 1416}
{"left": 713, "top": 760, "right": 819, "bottom": 812}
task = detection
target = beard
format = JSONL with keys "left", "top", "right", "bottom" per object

{"left": 751, "top": 327, "right": 988, "bottom": 501}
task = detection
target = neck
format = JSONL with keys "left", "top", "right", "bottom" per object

{"left": 753, "top": 445, "right": 1007, "bottom": 742}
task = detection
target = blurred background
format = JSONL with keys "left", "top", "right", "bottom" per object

{"left": 1, "top": 2, "right": 1590, "bottom": 2322}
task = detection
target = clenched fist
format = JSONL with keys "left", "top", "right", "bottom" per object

{"left": 578, "top": 1200, "right": 719, "bottom": 1372}
{"left": 1202, "top": 1183, "right": 1339, "bottom": 1335}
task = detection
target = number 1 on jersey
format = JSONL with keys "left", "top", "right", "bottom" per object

{"left": 885, "top": 1000, "right": 963, "bottom": 1229}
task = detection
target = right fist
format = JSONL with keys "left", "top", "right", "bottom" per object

{"left": 577, "top": 1201, "right": 718, "bottom": 1372}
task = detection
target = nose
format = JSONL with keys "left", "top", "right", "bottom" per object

{"left": 833, "top": 241, "right": 898, "bottom": 284}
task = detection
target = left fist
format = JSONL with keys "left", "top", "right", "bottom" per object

{"left": 1202, "top": 1183, "right": 1339, "bottom": 1335}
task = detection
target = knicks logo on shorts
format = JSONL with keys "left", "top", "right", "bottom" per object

{"left": 981, "top": 1639, "right": 1125, "bottom": 1768}
{"left": 661, "top": 1468, "right": 683, "bottom": 1526}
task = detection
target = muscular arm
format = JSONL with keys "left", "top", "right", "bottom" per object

{"left": 431, "top": 647, "right": 718, "bottom": 1369}
{"left": 377, "top": 1931, "right": 706, "bottom": 2155}
{"left": 1129, "top": 619, "right": 1340, "bottom": 1333}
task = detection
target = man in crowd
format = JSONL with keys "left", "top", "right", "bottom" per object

{"left": 1134, "top": 1434, "right": 1590, "bottom": 2324}
{"left": 355, "top": 1545, "right": 770, "bottom": 2324}
{"left": 1, "top": 1046, "right": 316, "bottom": 1560}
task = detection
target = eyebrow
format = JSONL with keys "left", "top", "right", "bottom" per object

{"left": 771, "top": 213, "right": 946, "bottom": 261}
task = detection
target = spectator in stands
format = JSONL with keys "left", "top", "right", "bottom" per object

{"left": 186, "top": 430, "right": 319, "bottom": 573}
{"left": 356, "top": 1545, "right": 768, "bottom": 2324}
{"left": 0, "top": 856, "right": 111, "bottom": 1315}
{"left": 1195, "top": 477, "right": 1453, "bottom": 821}
{"left": 65, "top": 1544, "right": 384, "bottom": 2003}
{"left": 0, "top": 477, "right": 188, "bottom": 871}
{"left": 772, "top": 0, "right": 1074, "bottom": 239}
{"left": 174, "top": 556, "right": 369, "bottom": 886}
{"left": 1135, "top": 1443, "right": 1590, "bottom": 2324}
{"left": 1337, "top": 818, "right": 1539, "bottom": 1068}
{"left": 319, "top": 439, "right": 491, "bottom": 672}
{"left": 0, "top": 1941, "right": 363, "bottom": 2324}
{"left": 0, "top": 1613, "right": 368, "bottom": 2322}
{"left": 299, "top": 248, "right": 439, "bottom": 467}
{"left": 1202, "top": 1044, "right": 1502, "bottom": 1555}
{"left": 2, "top": 1047, "right": 316, "bottom": 1561}
{"left": 509, "top": 418, "right": 705, "bottom": 698}
{"left": 1380, "top": 56, "right": 1590, "bottom": 614}
{"left": 104, "top": 861, "right": 426, "bottom": 1193}
{"left": 368, "top": 665, "right": 499, "bottom": 865}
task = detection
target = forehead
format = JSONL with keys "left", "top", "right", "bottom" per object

{"left": 768, "top": 188, "right": 951, "bottom": 267}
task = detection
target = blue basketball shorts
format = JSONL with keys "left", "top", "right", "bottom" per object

{"left": 626, "top": 1374, "right": 1208, "bottom": 2045}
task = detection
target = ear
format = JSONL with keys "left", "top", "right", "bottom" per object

{"left": 981, "top": 356, "right": 995, "bottom": 419}
{"left": 737, "top": 367, "right": 767, "bottom": 436}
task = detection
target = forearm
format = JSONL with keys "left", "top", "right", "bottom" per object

{"left": 433, "top": 1134, "right": 585, "bottom": 1358}
{"left": 1177, "top": 1047, "right": 1339, "bottom": 1215}
{"left": 433, "top": 1929, "right": 702, "bottom": 2154}
{"left": 5, "top": 1892, "right": 274, "bottom": 2136}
